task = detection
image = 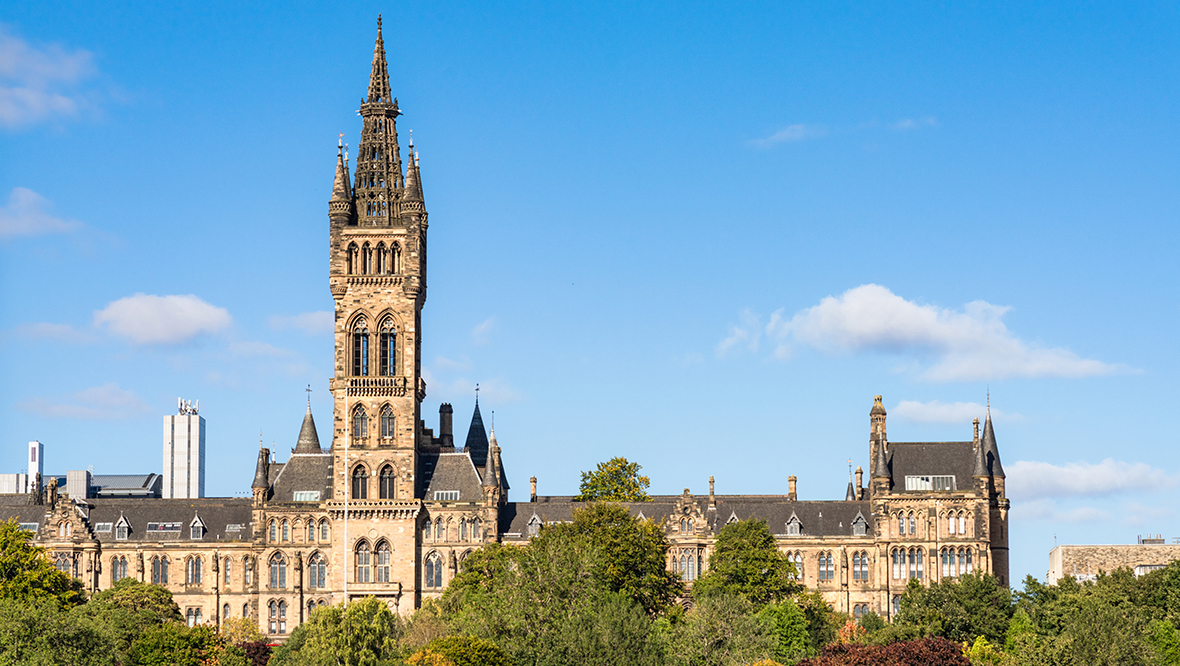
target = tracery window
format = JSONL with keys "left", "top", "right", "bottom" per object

{"left": 379, "top": 320, "right": 397, "bottom": 377}
{"left": 152, "top": 556, "right": 169, "bottom": 584}
{"left": 852, "top": 551, "right": 869, "bottom": 581}
{"left": 308, "top": 553, "right": 326, "bottom": 589}
{"left": 111, "top": 556, "right": 127, "bottom": 583}
{"left": 379, "top": 465, "right": 395, "bottom": 499}
{"left": 380, "top": 405, "right": 396, "bottom": 438}
{"left": 352, "top": 320, "right": 370, "bottom": 377}
{"left": 355, "top": 542, "right": 371, "bottom": 583}
{"left": 424, "top": 552, "right": 443, "bottom": 588}
{"left": 268, "top": 600, "right": 287, "bottom": 634}
{"left": 352, "top": 465, "right": 369, "bottom": 500}
{"left": 186, "top": 556, "right": 202, "bottom": 585}
{"left": 352, "top": 406, "right": 369, "bottom": 439}
{"left": 375, "top": 542, "right": 391, "bottom": 583}
{"left": 818, "top": 552, "right": 835, "bottom": 581}
{"left": 269, "top": 553, "right": 286, "bottom": 589}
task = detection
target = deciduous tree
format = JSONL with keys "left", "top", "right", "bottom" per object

{"left": 693, "top": 519, "right": 800, "bottom": 607}
{"left": 575, "top": 457, "right": 651, "bottom": 502}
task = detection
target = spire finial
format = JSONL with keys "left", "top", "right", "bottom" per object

{"left": 259, "top": 431, "right": 263, "bottom": 450}
{"left": 475, "top": 383, "right": 479, "bottom": 405}
{"left": 306, "top": 384, "right": 312, "bottom": 407}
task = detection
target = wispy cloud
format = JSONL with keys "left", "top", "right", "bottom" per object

{"left": 893, "top": 400, "right": 1021, "bottom": 424}
{"left": 434, "top": 356, "right": 473, "bottom": 373}
{"left": 721, "top": 284, "right": 1128, "bottom": 381}
{"left": 17, "top": 382, "right": 150, "bottom": 420}
{"left": 94, "top": 293, "right": 231, "bottom": 345}
{"left": 422, "top": 370, "right": 522, "bottom": 405}
{"left": 471, "top": 317, "right": 495, "bottom": 346}
{"left": 269, "top": 311, "right": 333, "bottom": 335}
{"left": 12, "top": 321, "right": 94, "bottom": 343}
{"left": 0, "top": 28, "right": 99, "bottom": 128}
{"left": 749, "top": 124, "right": 827, "bottom": 148}
{"left": 1016, "top": 499, "right": 1111, "bottom": 523}
{"left": 716, "top": 309, "right": 763, "bottom": 356}
{"left": 891, "top": 116, "right": 938, "bottom": 131}
{"left": 1007, "top": 459, "right": 1180, "bottom": 500}
{"left": 0, "top": 187, "right": 80, "bottom": 238}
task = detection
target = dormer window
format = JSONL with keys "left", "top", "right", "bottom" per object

{"left": 786, "top": 516, "right": 802, "bottom": 536}
{"left": 852, "top": 514, "right": 867, "bottom": 537}
{"left": 527, "top": 515, "right": 542, "bottom": 537}
{"left": 115, "top": 517, "right": 130, "bottom": 541}
{"left": 190, "top": 516, "right": 206, "bottom": 540}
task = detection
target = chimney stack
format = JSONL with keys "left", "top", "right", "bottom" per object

{"left": 788, "top": 475, "right": 797, "bottom": 501}
{"left": 439, "top": 403, "right": 454, "bottom": 449}
{"left": 855, "top": 465, "right": 864, "bottom": 499}
{"left": 529, "top": 476, "right": 537, "bottom": 502}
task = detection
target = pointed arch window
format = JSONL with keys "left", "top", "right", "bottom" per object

{"left": 376, "top": 243, "right": 386, "bottom": 274}
{"left": 152, "top": 556, "right": 169, "bottom": 584}
{"left": 897, "top": 513, "right": 904, "bottom": 536}
{"left": 223, "top": 603, "right": 230, "bottom": 621}
{"left": 391, "top": 242, "right": 402, "bottom": 274}
{"left": 187, "top": 556, "right": 202, "bottom": 585}
{"left": 224, "top": 557, "right": 232, "bottom": 586}
{"left": 362, "top": 243, "right": 372, "bottom": 274}
{"left": 269, "top": 520, "right": 276, "bottom": 542}
{"left": 375, "top": 542, "right": 391, "bottom": 582}
{"left": 947, "top": 513, "right": 955, "bottom": 535}
{"left": 908, "top": 513, "right": 916, "bottom": 535}
{"left": 786, "top": 516, "right": 802, "bottom": 536}
{"left": 818, "top": 552, "right": 835, "bottom": 581}
{"left": 853, "top": 551, "right": 869, "bottom": 580}
{"left": 788, "top": 551, "right": 803, "bottom": 580}
{"left": 269, "top": 553, "right": 287, "bottom": 589}
{"left": 352, "top": 406, "right": 369, "bottom": 439}
{"left": 306, "top": 521, "right": 315, "bottom": 542}
{"left": 346, "top": 243, "right": 359, "bottom": 275}
{"left": 379, "top": 465, "right": 395, "bottom": 499}
{"left": 425, "top": 552, "right": 443, "bottom": 588}
{"left": 320, "top": 519, "right": 329, "bottom": 541}
{"left": 379, "top": 320, "right": 397, "bottom": 377}
{"left": 380, "top": 405, "right": 395, "bottom": 438}
{"left": 308, "top": 553, "right": 326, "bottom": 589}
{"left": 958, "top": 513, "right": 966, "bottom": 535}
{"left": 352, "top": 320, "right": 370, "bottom": 377}
{"left": 355, "top": 542, "right": 371, "bottom": 583}
{"left": 460, "top": 520, "right": 468, "bottom": 541}
{"left": 352, "top": 465, "right": 368, "bottom": 500}
{"left": 472, "top": 518, "right": 481, "bottom": 540}
{"left": 281, "top": 520, "right": 290, "bottom": 542}
{"left": 111, "top": 556, "right": 127, "bottom": 583}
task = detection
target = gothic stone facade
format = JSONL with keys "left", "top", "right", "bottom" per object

{"left": 0, "top": 18, "right": 1010, "bottom": 639}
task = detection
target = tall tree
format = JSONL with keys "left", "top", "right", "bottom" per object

{"left": 269, "top": 597, "right": 405, "bottom": 666}
{"left": 693, "top": 519, "right": 800, "bottom": 607}
{"left": 0, "top": 519, "right": 84, "bottom": 608}
{"left": 575, "top": 457, "right": 651, "bottom": 502}
{"left": 894, "top": 572, "right": 1013, "bottom": 645}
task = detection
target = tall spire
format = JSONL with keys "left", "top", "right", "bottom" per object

{"left": 465, "top": 400, "right": 490, "bottom": 468}
{"left": 252, "top": 447, "right": 270, "bottom": 490}
{"left": 483, "top": 426, "right": 498, "bottom": 487}
{"left": 294, "top": 403, "right": 321, "bottom": 453}
{"left": 981, "top": 406, "right": 1005, "bottom": 478}
{"left": 329, "top": 137, "right": 354, "bottom": 223}
{"left": 871, "top": 426, "right": 889, "bottom": 479}
{"left": 367, "top": 15, "right": 392, "bottom": 104}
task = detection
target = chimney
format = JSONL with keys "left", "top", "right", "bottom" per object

{"left": 973, "top": 417, "right": 981, "bottom": 443}
{"left": 709, "top": 475, "right": 716, "bottom": 507}
{"left": 788, "top": 475, "right": 797, "bottom": 501}
{"left": 529, "top": 476, "right": 537, "bottom": 503}
{"left": 439, "top": 403, "right": 454, "bottom": 449}
{"left": 855, "top": 466, "right": 864, "bottom": 499}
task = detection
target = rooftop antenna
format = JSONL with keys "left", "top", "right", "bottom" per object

{"left": 475, "top": 383, "right": 480, "bottom": 405}
{"left": 306, "top": 384, "right": 312, "bottom": 406}
{"left": 848, "top": 459, "right": 853, "bottom": 483}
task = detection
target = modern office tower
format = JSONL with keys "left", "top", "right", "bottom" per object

{"left": 163, "top": 399, "right": 205, "bottom": 499}
{"left": 28, "top": 441, "right": 43, "bottom": 492}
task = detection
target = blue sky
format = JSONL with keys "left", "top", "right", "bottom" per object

{"left": 1, "top": 2, "right": 1178, "bottom": 585}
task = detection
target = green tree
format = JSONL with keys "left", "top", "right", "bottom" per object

{"left": 0, "top": 595, "right": 116, "bottom": 665}
{"left": 1148, "top": 619, "right": 1180, "bottom": 666}
{"left": 665, "top": 593, "right": 775, "bottom": 666}
{"left": 270, "top": 597, "right": 405, "bottom": 666}
{"left": 574, "top": 457, "right": 651, "bottom": 502}
{"left": 692, "top": 519, "right": 800, "bottom": 607}
{"left": 794, "top": 590, "right": 841, "bottom": 655}
{"left": 77, "top": 578, "right": 182, "bottom": 657}
{"left": 542, "top": 502, "right": 682, "bottom": 614}
{"left": 0, "top": 519, "right": 85, "bottom": 608}
{"left": 127, "top": 623, "right": 224, "bottom": 666}
{"left": 894, "top": 572, "right": 1013, "bottom": 645}
{"left": 758, "top": 600, "right": 811, "bottom": 664}
{"left": 413, "top": 635, "right": 513, "bottom": 666}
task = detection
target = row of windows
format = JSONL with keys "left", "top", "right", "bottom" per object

{"left": 894, "top": 510, "right": 972, "bottom": 537}
{"left": 422, "top": 517, "right": 482, "bottom": 542}
{"left": 268, "top": 518, "right": 331, "bottom": 543}
{"left": 784, "top": 515, "right": 867, "bottom": 537}
{"left": 351, "top": 464, "right": 398, "bottom": 500}
{"left": 675, "top": 552, "right": 701, "bottom": 581}
{"left": 351, "top": 405, "right": 397, "bottom": 440}
{"left": 852, "top": 604, "right": 871, "bottom": 620}
{"left": 350, "top": 319, "right": 399, "bottom": 378}
{"left": 345, "top": 242, "right": 402, "bottom": 274}
{"left": 891, "top": 548, "right": 925, "bottom": 580}
{"left": 940, "top": 547, "right": 974, "bottom": 578}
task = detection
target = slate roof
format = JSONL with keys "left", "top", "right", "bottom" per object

{"left": 269, "top": 453, "right": 332, "bottom": 503}
{"left": 886, "top": 441, "right": 976, "bottom": 491}
{"left": 0, "top": 494, "right": 44, "bottom": 530}
{"left": 499, "top": 496, "right": 874, "bottom": 540}
{"left": 424, "top": 453, "right": 485, "bottom": 502}
{"left": 86, "top": 498, "right": 253, "bottom": 543}
{"left": 294, "top": 405, "right": 323, "bottom": 453}
{"left": 464, "top": 402, "right": 489, "bottom": 468}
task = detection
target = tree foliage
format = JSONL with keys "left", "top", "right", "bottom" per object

{"left": 664, "top": 593, "right": 775, "bottom": 666}
{"left": 0, "top": 519, "right": 85, "bottom": 608}
{"left": 575, "top": 457, "right": 651, "bottom": 502}
{"left": 0, "top": 595, "right": 116, "bottom": 665}
{"left": 693, "top": 519, "right": 800, "bottom": 607}
{"left": 270, "top": 596, "right": 405, "bottom": 666}
{"left": 797, "top": 637, "right": 969, "bottom": 666}
{"left": 410, "top": 635, "right": 514, "bottom": 666}
{"left": 758, "top": 600, "right": 811, "bottom": 664}
{"left": 893, "top": 572, "right": 1012, "bottom": 645}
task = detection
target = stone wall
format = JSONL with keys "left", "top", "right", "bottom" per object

{"left": 1048, "top": 544, "right": 1180, "bottom": 584}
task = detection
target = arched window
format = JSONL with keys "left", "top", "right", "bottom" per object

{"left": 472, "top": 518, "right": 481, "bottom": 540}
{"left": 380, "top": 405, "right": 395, "bottom": 438}
{"left": 947, "top": 513, "right": 955, "bottom": 535}
{"left": 375, "top": 542, "right": 391, "bottom": 583}
{"left": 352, "top": 465, "right": 369, "bottom": 500}
{"left": 269, "top": 520, "right": 276, "bottom": 542}
{"left": 788, "top": 551, "right": 803, "bottom": 580}
{"left": 244, "top": 557, "right": 253, "bottom": 586}
{"left": 308, "top": 600, "right": 316, "bottom": 618}
{"left": 281, "top": 520, "right": 290, "bottom": 542}
{"left": 460, "top": 520, "right": 468, "bottom": 541}
{"left": 352, "top": 406, "right": 369, "bottom": 439}
{"left": 818, "top": 552, "right": 834, "bottom": 581}
{"left": 320, "top": 519, "right": 329, "bottom": 541}
{"left": 268, "top": 600, "right": 287, "bottom": 634}
{"left": 307, "top": 521, "right": 315, "bottom": 542}
{"left": 435, "top": 518, "right": 443, "bottom": 540}
{"left": 907, "top": 548, "right": 923, "bottom": 580}
{"left": 379, "top": 466, "right": 395, "bottom": 499}
{"left": 376, "top": 243, "right": 386, "bottom": 274}
{"left": 961, "top": 548, "right": 973, "bottom": 575}
{"left": 346, "top": 243, "right": 358, "bottom": 275}
{"left": 269, "top": 553, "right": 286, "bottom": 589}
{"left": 243, "top": 603, "right": 249, "bottom": 618}
{"left": 152, "top": 556, "right": 169, "bottom": 584}
{"left": 852, "top": 551, "right": 866, "bottom": 580}
{"left": 223, "top": 557, "right": 231, "bottom": 586}
{"left": 423, "top": 521, "right": 432, "bottom": 541}
{"left": 687, "top": 552, "right": 696, "bottom": 581}
{"left": 111, "top": 556, "right": 127, "bottom": 583}
{"left": 308, "top": 553, "right": 326, "bottom": 589}
{"left": 891, "top": 549, "right": 902, "bottom": 580}
{"left": 362, "top": 243, "right": 372, "bottom": 275}
{"left": 223, "top": 603, "right": 230, "bottom": 621}
{"left": 355, "top": 542, "right": 371, "bottom": 583}
{"left": 187, "top": 556, "right": 202, "bottom": 584}
{"left": 958, "top": 513, "right": 966, "bottom": 535}
{"left": 897, "top": 513, "right": 904, "bottom": 536}
{"left": 352, "top": 320, "right": 370, "bottom": 377}
{"left": 379, "top": 320, "right": 397, "bottom": 377}
{"left": 392, "top": 243, "right": 402, "bottom": 274}
{"left": 425, "top": 552, "right": 443, "bottom": 588}
{"left": 908, "top": 513, "right": 916, "bottom": 535}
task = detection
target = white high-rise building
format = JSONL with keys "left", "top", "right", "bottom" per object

{"left": 28, "top": 441, "right": 43, "bottom": 492}
{"left": 163, "top": 399, "right": 205, "bottom": 499}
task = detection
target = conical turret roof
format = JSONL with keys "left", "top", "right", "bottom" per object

{"left": 465, "top": 400, "right": 490, "bottom": 468}
{"left": 294, "top": 404, "right": 321, "bottom": 453}
{"left": 252, "top": 448, "right": 270, "bottom": 489}
{"left": 982, "top": 409, "right": 1005, "bottom": 478}
{"left": 330, "top": 143, "right": 351, "bottom": 202}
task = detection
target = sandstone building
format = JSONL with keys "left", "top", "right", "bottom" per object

{"left": 0, "top": 18, "right": 1010, "bottom": 638}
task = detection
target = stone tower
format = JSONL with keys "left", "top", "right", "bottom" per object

{"left": 328, "top": 15, "right": 428, "bottom": 505}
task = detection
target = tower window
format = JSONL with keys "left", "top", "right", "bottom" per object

{"left": 352, "top": 465, "right": 368, "bottom": 500}
{"left": 355, "top": 542, "right": 371, "bottom": 583}
{"left": 425, "top": 552, "right": 443, "bottom": 588}
{"left": 379, "top": 321, "right": 396, "bottom": 376}
{"left": 380, "top": 405, "right": 395, "bottom": 438}
{"left": 375, "top": 542, "right": 391, "bottom": 582}
{"left": 352, "top": 407, "right": 368, "bottom": 439}
{"left": 379, "top": 465, "right": 395, "bottom": 499}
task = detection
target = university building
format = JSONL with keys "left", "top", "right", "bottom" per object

{"left": 0, "top": 18, "right": 1010, "bottom": 637}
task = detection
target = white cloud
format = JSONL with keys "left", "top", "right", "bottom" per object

{"left": 716, "top": 309, "right": 762, "bottom": 356}
{"left": 269, "top": 311, "right": 333, "bottom": 335}
{"left": 0, "top": 187, "right": 80, "bottom": 238}
{"left": 736, "top": 283, "right": 1127, "bottom": 381}
{"left": 434, "top": 356, "right": 473, "bottom": 372}
{"left": 12, "top": 321, "right": 94, "bottom": 343}
{"left": 891, "top": 116, "right": 938, "bottom": 131}
{"left": 1016, "top": 499, "right": 1110, "bottom": 523}
{"left": 0, "top": 28, "right": 98, "bottom": 128}
{"left": 749, "top": 124, "right": 828, "bottom": 148}
{"left": 94, "top": 293, "right": 231, "bottom": 344}
{"left": 17, "top": 382, "right": 150, "bottom": 420}
{"left": 422, "top": 370, "right": 522, "bottom": 405}
{"left": 1007, "top": 458, "right": 1180, "bottom": 500}
{"left": 471, "top": 317, "right": 495, "bottom": 346}
{"left": 893, "top": 400, "right": 1021, "bottom": 424}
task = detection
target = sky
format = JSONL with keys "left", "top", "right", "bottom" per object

{"left": 1, "top": 2, "right": 1178, "bottom": 586}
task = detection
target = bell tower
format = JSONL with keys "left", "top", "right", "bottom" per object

{"left": 328, "top": 16, "right": 428, "bottom": 504}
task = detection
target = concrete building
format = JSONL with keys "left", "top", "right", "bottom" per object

{"left": 1048, "top": 536, "right": 1180, "bottom": 584}
{"left": 163, "top": 400, "right": 205, "bottom": 499}
{"left": 0, "top": 17, "right": 1011, "bottom": 639}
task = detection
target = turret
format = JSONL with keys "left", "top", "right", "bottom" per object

{"left": 294, "top": 403, "right": 321, "bottom": 453}
{"left": 981, "top": 409, "right": 1005, "bottom": 479}
{"left": 328, "top": 140, "right": 354, "bottom": 225}
{"left": 251, "top": 447, "right": 270, "bottom": 505}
